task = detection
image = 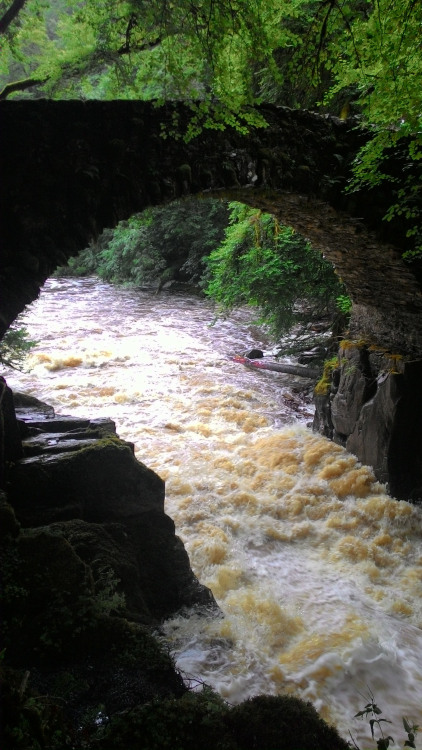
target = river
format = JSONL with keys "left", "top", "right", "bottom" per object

{"left": 4, "top": 276, "right": 422, "bottom": 747}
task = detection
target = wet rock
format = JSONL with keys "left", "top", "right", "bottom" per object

{"left": 297, "top": 346, "right": 327, "bottom": 364}
{"left": 8, "top": 440, "right": 165, "bottom": 527}
{"left": 46, "top": 515, "right": 216, "bottom": 623}
{"left": 13, "top": 391, "right": 56, "bottom": 419}
{"left": 314, "top": 346, "right": 422, "bottom": 499}
{"left": 244, "top": 348, "right": 264, "bottom": 359}
{"left": 330, "top": 347, "right": 375, "bottom": 437}
{"left": 0, "top": 378, "right": 23, "bottom": 488}
{"left": 346, "top": 360, "right": 422, "bottom": 498}
{"left": 1, "top": 387, "right": 218, "bottom": 748}
{"left": 5, "top": 390, "right": 217, "bottom": 623}
{"left": 21, "top": 434, "right": 101, "bottom": 457}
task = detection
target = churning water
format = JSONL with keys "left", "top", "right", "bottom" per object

{"left": 5, "top": 277, "right": 422, "bottom": 747}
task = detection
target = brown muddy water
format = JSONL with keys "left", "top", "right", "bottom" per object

{"left": 4, "top": 276, "right": 422, "bottom": 746}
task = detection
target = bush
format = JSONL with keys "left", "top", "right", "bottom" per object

{"left": 0, "top": 326, "right": 36, "bottom": 370}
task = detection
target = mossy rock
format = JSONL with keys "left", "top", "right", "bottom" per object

{"left": 98, "top": 688, "right": 234, "bottom": 750}
{"left": 98, "top": 692, "right": 350, "bottom": 750}
{"left": 314, "top": 356, "right": 339, "bottom": 396}
{"left": 227, "top": 694, "right": 350, "bottom": 750}
{"left": 2, "top": 528, "right": 94, "bottom": 663}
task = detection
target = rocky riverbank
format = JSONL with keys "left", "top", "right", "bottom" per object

{"left": 313, "top": 341, "right": 422, "bottom": 501}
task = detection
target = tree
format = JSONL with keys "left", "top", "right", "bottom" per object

{"left": 1, "top": 0, "right": 420, "bottom": 251}
{"left": 205, "top": 202, "right": 345, "bottom": 338}
{"left": 62, "top": 198, "right": 229, "bottom": 287}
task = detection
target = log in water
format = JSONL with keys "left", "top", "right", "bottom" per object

{"left": 5, "top": 277, "right": 422, "bottom": 747}
{"left": 232, "top": 354, "right": 321, "bottom": 379}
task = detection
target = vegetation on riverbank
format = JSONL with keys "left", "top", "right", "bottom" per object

{"left": 59, "top": 198, "right": 346, "bottom": 340}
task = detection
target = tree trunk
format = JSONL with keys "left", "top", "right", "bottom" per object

{"left": 232, "top": 356, "right": 320, "bottom": 379}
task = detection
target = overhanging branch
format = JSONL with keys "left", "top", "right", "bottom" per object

{"left": 0, "top": 77, "right": 48, "bottom": 100}
{"left": 0, "top": 0, "right": 27, "bottom": 35}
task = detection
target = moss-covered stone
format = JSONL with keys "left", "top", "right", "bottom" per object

{"left": 314, "top": 356, "right": 339, "bottom": 396}
{"left": 97, "top": 692, "right": 350, "bottom": 750}
{"left": 227, "top": 694, "right": 350, "bottom": 750}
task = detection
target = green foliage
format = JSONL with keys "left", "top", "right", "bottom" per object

{"left": 336, "top": 294, "right": 352, "bottom": 316}
{"left": 206, "top": 202, "right": 345, "bottom": 337}
{"left": 62, "top": 198, "right": 229, "bottom": 287}
{"left": 0, "top": 325, "right": 36, "bottom": 370}
{"left": 351, "top": 690, "right": 419, "bottom": 750}
{"left": 1, "top": 1, "right": 421, "bottom": 247}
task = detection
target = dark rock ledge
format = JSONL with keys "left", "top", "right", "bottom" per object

{"left": 0, "top": 382, "right": 349, "bottom": 749}
{"left": 313, "top": 343, "right": 422, "bottom": 501}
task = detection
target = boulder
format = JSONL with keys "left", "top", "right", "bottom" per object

{"left": 5, "top": 389, "right": 217, "bottom": 625}
{"left": 7, "top": 439, "right": 165, "bottom": 526}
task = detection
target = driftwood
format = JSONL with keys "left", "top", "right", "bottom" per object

{"left": 232, "top": 355, "right": 321, "bottom": 379}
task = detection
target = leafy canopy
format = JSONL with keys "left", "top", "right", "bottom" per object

{"left": 2, "top": 1, "right": 421, "bottom": 128}
{"left": 1, "top": 0, "right": 421, "bottom": 250}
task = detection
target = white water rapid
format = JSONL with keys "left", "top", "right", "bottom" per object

{"left": 4, "top": 277, "right": 422, "bottom": 747}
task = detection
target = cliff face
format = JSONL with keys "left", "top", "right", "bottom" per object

{"left": 313, "top": 345, "right": 422, "bottom": 501}
{"left": 2, "top": 386, "right": 216, "bottom": 624}
{"left": 0, "top": 382, "right": 217, "bottom": 740}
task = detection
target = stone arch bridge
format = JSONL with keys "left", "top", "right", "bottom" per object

{"left": 1, "top": 99, "right": 421, "bottom": 498}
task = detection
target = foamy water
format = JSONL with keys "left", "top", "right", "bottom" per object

{"left": 4, "top": 277, "right": 422, "bottom": 747}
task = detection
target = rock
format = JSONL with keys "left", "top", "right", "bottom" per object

{"left": 330, "top": 347, "right": 375, "bottom": 438}
{"left": 313, "top": 392, "right": 335, "bottom": 439}
{"left": 297, "top": 345, "right": 326, "bottom": 364}
{"left": 0, "top": 490, "right": 20, "bottom": 539}
{"left": 0, "top": 389, "right": 218, "bottom": 750}
{"left": 314, "top": 344, "right": 422, "bottom": 499}
{"left": 46, "top": 515, "right": 216, "bottom": 623}
{"left": 21, "top": 434, "right": 102, "bottom": 457}
{"left": 0, "top": 377, "right": 23, "bottom": 488}
{"left": 98, "top": 693, "right": 350, "bottom": 750}
{"left": 2, "top": 527, "right": 94, "bottom": 664}
{"left": 244, "top": 348, "right": 264, "bottom": 359}
{"left": 347, "top": 360, "right": 422, "bottom": 498}
{"left": 13, "top": 391, "right": 56, "bottom": 418}
{"left": 7, "top": 439, "right": 165, "bottom": 527}
{"left": 227, "top": 695, "right": 350, "bottom": 750}
{"left": 5, "top": 390, "right": 217, "bottom": 625}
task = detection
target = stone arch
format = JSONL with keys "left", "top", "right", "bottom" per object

{"left": 2, "top": 99, "right": 422, "bottom": 499}
{"left": 1, "top": 99, "right": 422, "bottom": 354}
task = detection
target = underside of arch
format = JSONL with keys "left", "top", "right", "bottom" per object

{"left": 1, "top": 99, "right": 421, "bottom": 355}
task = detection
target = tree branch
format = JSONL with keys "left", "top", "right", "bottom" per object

{"left": 0, "top": 0, "right": 27, "bottom": 35}
{"left": 0, "top": 77, "right": 48, "bottom": 100}
{"left": 117, "top": 34, "right": 162, "bottom": 56}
